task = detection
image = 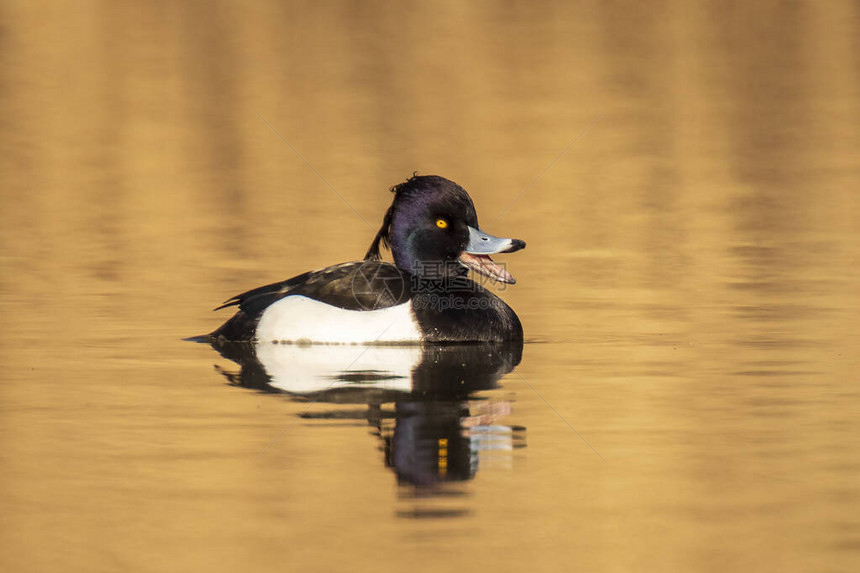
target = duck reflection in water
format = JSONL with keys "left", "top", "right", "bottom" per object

{"left": 208, "top": 339, "right": 527, "bottom": 488}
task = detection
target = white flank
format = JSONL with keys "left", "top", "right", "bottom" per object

{"left": 255, "top": 295, "right": 422, "bottom": 344}
{"left": 255, "top": 342, "right": 422, "bottom": 395}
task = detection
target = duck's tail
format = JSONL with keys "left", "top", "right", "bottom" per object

{"left": 183, "top": 334, "right": 213, "bottom": 343}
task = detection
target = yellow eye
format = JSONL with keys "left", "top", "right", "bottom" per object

{"left": 436, "top": 219, "right": 448, "bottom": 229}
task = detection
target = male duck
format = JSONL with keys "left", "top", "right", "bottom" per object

{"left": 207, "top": 175, "right": 526, "bottom": 343}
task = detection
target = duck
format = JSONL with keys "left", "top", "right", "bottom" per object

{"left": 205, "top": 175, "right": 526, "bottom": 343}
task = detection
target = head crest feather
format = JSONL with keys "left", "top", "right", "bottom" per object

{"left": 363, "top": 173, "right": 420, "bottom": 260}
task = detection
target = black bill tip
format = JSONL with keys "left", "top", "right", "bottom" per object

{"left": 504, "top": 239, "right": 526, "bottom": 254}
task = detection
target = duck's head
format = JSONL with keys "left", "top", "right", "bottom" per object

{"left": 364, "top": 175, "right": 526, "bottom": 284}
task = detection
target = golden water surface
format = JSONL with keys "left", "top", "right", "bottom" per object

{"left": 1, "top": 2, "right": 859, "bottom": 572}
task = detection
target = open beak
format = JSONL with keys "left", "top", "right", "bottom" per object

{"left": 458, "top": 226, "right": 526, "bottom": 284}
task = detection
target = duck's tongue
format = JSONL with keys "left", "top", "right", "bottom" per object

{"left": 458, "top": 252, "right": 516, "bottom": 284}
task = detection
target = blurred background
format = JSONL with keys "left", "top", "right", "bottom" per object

{"left": 1, "top": 1, "right": 859, "bottom": 572}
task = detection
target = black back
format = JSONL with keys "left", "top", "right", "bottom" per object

{"left": 209, "top": 261, "right": 411, "bottom": 341}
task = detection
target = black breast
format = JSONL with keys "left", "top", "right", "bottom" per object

{"left": 409, "top": 278, "right": 523, "bottom": 342}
